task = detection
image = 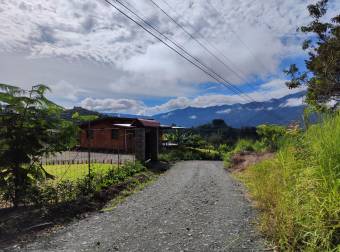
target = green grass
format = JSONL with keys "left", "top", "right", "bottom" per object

{"left": 236, "top": 114, "right": 340, "bottom": 251}
{"left": 44, "top": 163, "right": 117, "bottom": 181}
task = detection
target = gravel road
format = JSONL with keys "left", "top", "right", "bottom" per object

{"left": 7, "top": 161, "right": 265, "bottom": 252}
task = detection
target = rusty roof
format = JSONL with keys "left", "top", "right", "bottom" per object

{"left": 133, "top": 118, "right": 160, "bottom": 128}
{"left": 80, "top": 116, "right": 160, "bottom": 128}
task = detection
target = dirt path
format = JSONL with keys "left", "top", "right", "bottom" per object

{"left": 5, "top": 161, "right": 265, "bottom": 252}
{"left": 229, "top": 152, "right": 274, "bottom": 173}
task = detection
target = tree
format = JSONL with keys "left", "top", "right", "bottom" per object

{"left": 212, "top": 119, "right": 226, "bottom": 127}
{"left": 0, "top": 84, "right": 77, "bottom": 206}
{"left": 285, "top": 0, "right": 340, "bottom": 111}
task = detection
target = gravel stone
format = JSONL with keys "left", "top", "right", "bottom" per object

{"left": 6, "top": 161, "right": 265, "bottom": 252}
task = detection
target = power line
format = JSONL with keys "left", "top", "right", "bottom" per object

{"left": 208, "top": 1, "right": 272, "bottom": 74}
{"left": 147, "top": 0, "right": 284, "bottom": 121}
{"left": 141, "top": 0, "right": 282, "bottom": 110}
{"left": 153, "top": 0, "right": 264, "bottom": 95}
{"left": 101, "top": 0, "right": 284, "bottom": 121}
{"left": 107, "top": 0, "right": 252, "bottom": 100}
{"left": 147, "top": 0, "right": 249, "bottom": 84}
{"left": 156, "top": 0, "right": 251, "bottom": 83}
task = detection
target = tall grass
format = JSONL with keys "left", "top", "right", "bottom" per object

{"left": 237, "top": 114, "right": 340, "bottom": 251}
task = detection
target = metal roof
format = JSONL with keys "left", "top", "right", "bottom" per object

{"left": 112, "top": 123, "right": 135, "bottom": 128}
{"left": 133, "top": 118, "right": 160, "bottom": 128}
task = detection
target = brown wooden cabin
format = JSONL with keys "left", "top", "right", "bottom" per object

{"left": 79, "top": 117, "right": 161, "bottom": 161}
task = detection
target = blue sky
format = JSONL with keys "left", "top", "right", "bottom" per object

{"left": 0, "top": 0, "right": 339, "bottom": 115}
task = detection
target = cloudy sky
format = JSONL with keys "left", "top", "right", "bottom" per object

{"left": 0, "top": 0, "right": 339, "bottom": 115}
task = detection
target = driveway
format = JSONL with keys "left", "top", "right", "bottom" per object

{"left": 7, "top": 161, "right": 265, "bottom": 252}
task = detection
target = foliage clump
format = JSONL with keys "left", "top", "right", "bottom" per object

{"left": 220, "top": 124, "right": 286, "bottom": 168}
{"left": 0, "top": 84, "right": 77, "bottom": 207}
{"left": 17, "top": 161, "right": 146, "bottom": 208}
{"left": 159, "top": 147, "right": 221, "bottom": 162}
{"left": 256, "top": 124, "right": 286, "bottom": 151}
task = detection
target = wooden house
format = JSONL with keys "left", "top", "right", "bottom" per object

{"left": 79, "top": 117, "right": 161, "bottom": 161}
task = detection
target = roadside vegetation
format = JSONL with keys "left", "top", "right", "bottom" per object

{"left": 24, "top": 161, "right": 147, "bottom": 208}
{"left": 159, "top": 147, "right": 220, "bottom": 162}
{"left": 222, "top": 124, "right": 285, "bottom": 168}
{"left": 227, "top": 1, "right": 340, "bottom": 250}
{"left": 236, "top": 114, "right": 340, "bottom": 251}
{"left": 160, "top": 118, "right": 259, "bottom": 162}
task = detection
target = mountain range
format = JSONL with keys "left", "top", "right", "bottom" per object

{"left": 66, "top": 91, "right": 306, "bottom": 128}
{"left": 152, "top": 91, "right": 306, "bottom": 128}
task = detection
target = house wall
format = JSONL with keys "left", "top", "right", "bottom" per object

{"left": 135, "top": 128, "right": 145, "bottom": 161}
{"left": 79, "top": 122, "right": 134, "bottom": 152}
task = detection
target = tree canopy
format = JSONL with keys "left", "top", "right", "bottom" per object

{"left": 0, "top": 83, "right": 77, "bottom": 206}
{"left": 285, "top": 0, "right": 340, "bottom": 111}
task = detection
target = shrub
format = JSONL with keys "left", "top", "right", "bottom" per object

{"left": 256, "top": 124, "right": 286, "bottom": 151}
{"left": 233, "top": 139, "right": 257, "bottom": 153}
{"left": 237, "top": 114, "right": 340, "bottom": 251}
{"left": 221, "top": 139, "right": 267, "bottom": 168}
{"left": 8, "top": 162, "right": 147, "bottom": 208}
{"left": 159, "top": 147, "right": 221, "bottom": 161}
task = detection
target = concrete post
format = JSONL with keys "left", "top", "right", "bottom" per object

{"left": 135, "top": 128, "right": 145, "bottom": 161}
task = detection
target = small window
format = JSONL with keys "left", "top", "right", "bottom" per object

{"left": 86, "top": 129, "right": 93, "bottom": 139}
{"left": 111, "top": 129, "right": 119, "bottom": 139}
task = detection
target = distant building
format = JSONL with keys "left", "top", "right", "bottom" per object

{"left": 79, "top": 117, "right": 161, "bottom": 161}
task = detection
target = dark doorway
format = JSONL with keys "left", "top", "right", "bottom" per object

{"left": 145, "top": 129, "right": 152, "bottom": 160}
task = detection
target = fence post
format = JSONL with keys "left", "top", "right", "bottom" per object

{"left": 117, "top": 143, "right": 120, "bottom": 170}
{"left": 87, "top": 121, "right": 91, "bottom": 188}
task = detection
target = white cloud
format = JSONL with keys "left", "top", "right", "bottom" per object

{"left": 0, "top": 0, "right": 338, "bottom": 113}
{"left": 80, "top": 97, "right": 146, "bottom": 114}
{"left": 78, "top": 78, "right": 305, "bottom": 115}
{"left": 161, "top": 112, "right": 173, "bottom": 118}
{"left": 145, "top": 78, "right": 304, "bottom": 114}
{"left": 189, "top": 115, "right": 197, "bottom": 119}
{"left": 280, "top": 97, "right": 305, "bottom": 107}
{"left": 1, "top": 0, "right": 338, "bottom": 103}
{"left": 48, "top": 80, "right": 86, "bottom": 102}
{"left": 216, "top": 109, "right": 232, "bottom": 114}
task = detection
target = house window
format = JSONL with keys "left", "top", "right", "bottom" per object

{"left": 112, "top": 129, "right": 119, "bottom": 139}
{"left": 86, "top": 129, "right": 93, "bottom": 139}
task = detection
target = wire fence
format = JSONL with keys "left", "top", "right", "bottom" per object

{"left": 0, "top": 128, "right": 137, "bottom": 209}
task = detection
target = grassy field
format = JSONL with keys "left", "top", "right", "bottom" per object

{"left": 44, "top": 163, "right": 117, "bottom": 181}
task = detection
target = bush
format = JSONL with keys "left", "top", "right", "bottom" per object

{"left": 256, "top": 124, "right": 286, "bottom": 151}
{"left": 237, "top": 114, "right": 340, "bottom": 251}
{"left": 9, "top": 162, "right": 147, "bottom": 208}
{"left": 233, "top": 139, "right": 256, "bottom": 153}
{"left": 159, "top": 147, "right": 221, "bottom": 162}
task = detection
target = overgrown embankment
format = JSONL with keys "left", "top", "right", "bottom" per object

{"left": 235, "top": 115, "right": 340, "bottom": 251}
